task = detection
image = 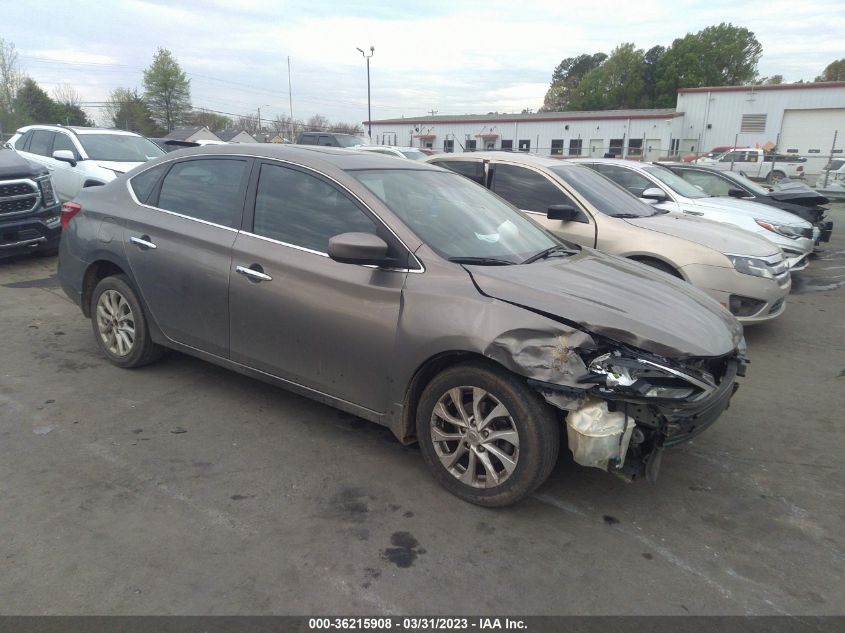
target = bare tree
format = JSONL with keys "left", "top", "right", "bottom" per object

{"left": 52, "top": 83, "right": 81, "bottom": 107}
{"left": 306, "top": 114, "right": 331, "bottom": 131}
{"left": 0, "top": 38, "right": 23, "bottom": 113}
{"left": 236, "top": 114, "right": 260, "bottom": 136}
{"left": 331, "top": 121, "right": 364, "bottom": 135}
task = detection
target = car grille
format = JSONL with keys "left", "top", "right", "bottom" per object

{"left": 0, "top": 180, "right": 39, "bottom": 216}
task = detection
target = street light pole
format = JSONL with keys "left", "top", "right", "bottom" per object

{"left": 356, "top": 46, "right": 374, "bottom": 141}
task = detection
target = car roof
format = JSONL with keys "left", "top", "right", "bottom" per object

{"left": 570, "top": 158, "right": 661, "bottom": 172}
{"left": 16, "top": 124, "right": 143, "bottom": 137}
{"left": 151, "top": 143, "right": 445, "bottom": 173}
{"left": 430, "top": 151, "right": 571, "bottom": 169}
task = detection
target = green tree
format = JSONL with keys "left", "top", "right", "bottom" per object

{"left": 569, "top": 44, "right": 647, "bottom": 110}
{"left": 143, "top": 48, "right": 191, "bottom": 131}
{"left": 104, "top": 87, "right": 161, "bottom": 135}
{"left": 14, "top": 77, "right": 57, "bottom": 124}
{"left": 815, "top": 58, "right": 845, "bottom": 82}
{"left": 642, "top": 45, "right": 665, "bottom": 106}
{"left": 654, "top": 23, "right": 762, "bottom": 106}
{"left": 541, "top": 53, "right": 607, "bottom": 111}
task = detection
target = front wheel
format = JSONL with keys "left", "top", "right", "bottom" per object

{"left": 417, "top": 361, "right": 560, "bottom": 507}
{"left": 90, "top": 274, "right": 163, "bottom": 368}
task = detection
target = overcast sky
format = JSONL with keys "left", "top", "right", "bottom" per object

{"left": 6, "top": 0, "right": 845, "bottom": 126}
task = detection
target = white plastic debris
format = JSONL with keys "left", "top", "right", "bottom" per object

{"left": 32, "top": 426, "right": 53, "bottom": 436}
{"left": 566, "top": 399, "right": 634, "bottom": 470}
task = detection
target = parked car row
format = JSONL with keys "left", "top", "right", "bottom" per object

{"left": 1, "top": 131, "right": 833, "bottom": 507}
{"left": 54, "top": 145, "right": 748, "bottom": 506}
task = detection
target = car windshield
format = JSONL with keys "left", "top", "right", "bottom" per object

{"left": 550, "top": 165, "right": 657, "bottom": 217}
{"left": 78, "top": 134, "right": 165, "bottom": 162}
{"left": 642, "top": 164, "right": 708, "bottom": 198}
{"left": 335, "top": 136, "right": 369, "bottom": 148}
{"left": 352, "top": 169, "right": 572, "bottom": 264}
{"left": 720, "top": 170, "right": 770, "bottom": 195}
{"left": 400, "top": 150, "right": 427, "bottom": 161}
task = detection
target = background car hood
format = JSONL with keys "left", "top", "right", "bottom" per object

{"left": 95, "top": 160, "right": 147, "bottom": 174}
{"left": 625, "top": 213, "right": 779, "bottom": 257}
{"left": 466, "top": 249, "right": 742, "bottom": 359}
{"left": 768, "top": 181, "right": 830, "bottom": 207}
{"left": 688, "top": 196, "right": 812, "bottom": 227}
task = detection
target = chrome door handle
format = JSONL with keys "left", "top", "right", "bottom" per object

{"left": 236, "top": 265, "right": 273, "bottom": 282}
{"left": 130, "top": 236, "right": 157, "bottom": 249}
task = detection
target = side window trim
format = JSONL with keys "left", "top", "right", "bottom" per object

{"left": 141, "top": 156, "right": 253, "bottom": 231}
{"left": 243, "top": 158, "right": 422, "bottom": 272}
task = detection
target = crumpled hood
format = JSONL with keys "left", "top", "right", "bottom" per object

{"left": 467, "top": 249, "right": 743, "bottom": 359}
{"left": 625, "top": 213, "right": 779, "bottom": 257}
{"left": 688, "top": 196, "right": 813, "bottom": 228}
{"left": 95, "top": 160, "right": 147, "bottom": 175}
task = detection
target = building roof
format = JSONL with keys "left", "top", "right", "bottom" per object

{"left": 367, "top": 108, "right": 681, "bottom": 126}
{"left": 678, "top": 81, "right": 845, "bottom": 94}
{"left": 165, "top": 126, "right": 212, "bottom": 140}
{"left": 216, "top": 129, "right": 255, "bottom": 142}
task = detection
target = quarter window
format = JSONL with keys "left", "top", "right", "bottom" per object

{"left": 157, "top": 159, "right": 247, "bottom": 228}
{"left": 14, "top": 131, "right": 32, "bottom": 151}
{"left": 491, "top": 164, "right": 574, "bottom": 213}
{"left": 252, "top": 163, "right": 377, "bottom": 253}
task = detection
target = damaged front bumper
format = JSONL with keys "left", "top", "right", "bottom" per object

{"left": 527, "top": 349, "right": 745, "bottom": 482}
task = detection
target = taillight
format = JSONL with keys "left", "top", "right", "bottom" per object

{"left": 797, "top": 165, "right": 803, "bottom": 172}
{"left": 60, "top": 202, "right": 82, "bottom": 229}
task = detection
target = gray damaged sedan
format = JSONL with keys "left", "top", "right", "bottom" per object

{"left": 58, "top": 145, "right": 747, "bottom": 506}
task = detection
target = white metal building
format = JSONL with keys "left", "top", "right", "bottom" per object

{"left": 367, "top": 81, "right": 845, "bottom": 175}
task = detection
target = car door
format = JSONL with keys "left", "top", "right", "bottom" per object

{"left": 50, "top": 131, "right": 85, "bottom": 201}
{"left": 489, "top": 162, "right": 597, "bottom": 247}
{"left": 229, "top": 160, "right": 407, "bottom": 412}
{"left": 124, "top": 157, "right": 250, "bottom": 357}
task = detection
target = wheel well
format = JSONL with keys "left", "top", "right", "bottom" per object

{"left": 627, "top": 255, "right": 684, "bottom": 280}
{"left": 400, "top": 351, "right": 496, "bottom": 443}
{"left": 81, "top": 260, "right": 126, "bottom": 316}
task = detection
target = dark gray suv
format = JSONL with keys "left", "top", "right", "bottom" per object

{"left": 58, "top": 145, "right": 746, "bottom": 506}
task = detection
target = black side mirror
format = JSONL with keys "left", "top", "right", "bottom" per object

{"left": 328, "top": 232, "right": 389, "bottom": 266}
{"left": 547, "top": 204, "right": 579, "bottom": 221}
{"left": 727, "top": 187, "right": 746, "bottom": 198}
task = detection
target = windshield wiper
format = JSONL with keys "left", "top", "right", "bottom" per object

{"left": 448, "top": 256, "right": 517, "bottom": 266}
{"left": 522, "top": 245, "right": 579, "bottom": 264}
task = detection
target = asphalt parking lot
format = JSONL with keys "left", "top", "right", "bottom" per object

{"left": 1, "top": 204, "right": 844, "bottom": 616}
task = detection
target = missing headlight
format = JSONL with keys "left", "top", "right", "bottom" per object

{"left": 586, "top": 351, "right": 715, "bottom": 402}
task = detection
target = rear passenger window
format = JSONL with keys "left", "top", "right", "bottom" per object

{"left": 435, "top": 160, "right": 485, "bottom": 185}
{"left": 253, "top": 163, "right": 377, "bottom": 253}
{"left": 28, "top": 131, "right": 55, "bottom": 157}
{"left": 130, "top": 164, "right": 168, "bottom": 204}
{"left": 157, "top": 159, "right": 246, "bottom": 228}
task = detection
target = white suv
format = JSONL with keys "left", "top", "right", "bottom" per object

{"left": 9, "top": 125, "right": 164, "bottom": 202}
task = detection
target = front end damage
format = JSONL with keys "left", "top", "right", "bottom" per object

{"left": 484, "top": 329, "right": 747, "bottom": 482}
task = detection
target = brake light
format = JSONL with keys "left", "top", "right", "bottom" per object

{"left": 60, "top": 202, "right": 82, "bottom": 229}
{"left": 797, "top": 165, "right": 803, "bottom": 172}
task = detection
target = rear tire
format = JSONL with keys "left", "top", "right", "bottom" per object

{"left": 417, "top": 361, "right": 560, "bottom": 507}
{"left": 767, "top": 170, "right": 786, "bottom": 184}
{"left": 90, "top": 274, "right": 163, "bottom": 368}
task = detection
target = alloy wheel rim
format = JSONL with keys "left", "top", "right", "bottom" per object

{"left": 96, "top": 289, "right": 135, "bottom": 357}
{"left": 430, "top": 386, "right": 520, "bottom": 488}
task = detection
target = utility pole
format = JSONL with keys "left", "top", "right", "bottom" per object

{"left": 356, "top": 46, "right": 375, "bottom": 140}
{"left": 428, "top": 109, "right": 438, "bottom": 117}
{"left": 288, "top": 56, "right": 294, "bottom": 142}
